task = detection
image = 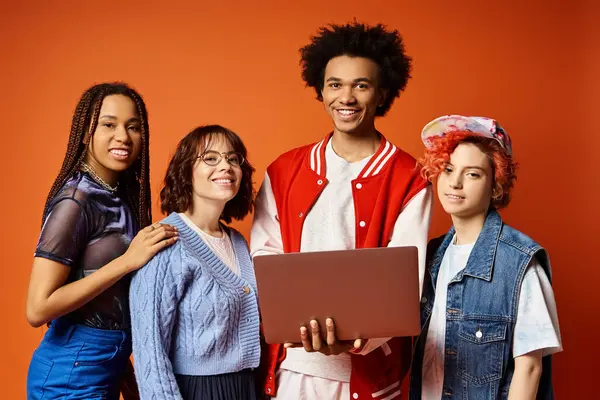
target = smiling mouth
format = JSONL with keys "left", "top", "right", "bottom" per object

{"left": 109, "top": 149, "right": 131, "bottom": 158}
{"left": 212, "top": 178, "right": 234, "bottom": 184}
{"left": 335, "top": 109, "right": 360, "bottom": 119}
{"left": 445, "top": 194, "right": 465, "bottom": 200}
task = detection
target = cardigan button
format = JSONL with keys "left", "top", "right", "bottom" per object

{"left": 355, "top": 183, "right": 362, "bottom": 189}
{"left": 421, "top": 297, "right": 428, "bottom": 304}
{"left": 267, "top": 388, "right": 271, "bottom": 393}
{"left": 298, "top": 212, "right": 303, "bottom": 218}
{"left": 242, "top": 286, "right": 251, "bottom": 294}
{"left": 352, "top": 393, "right": 359, "bottom": 399}
{"left": 359, "top": 221, "right": 366, "bottom": 227}
{"left": 317, "top": 179, "right": 323, "bottom": 185}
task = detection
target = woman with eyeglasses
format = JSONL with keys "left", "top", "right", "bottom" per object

{"left": 129, "top": 125, "right": 261, "bottom": 400}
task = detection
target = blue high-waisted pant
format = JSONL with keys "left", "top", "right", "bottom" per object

{"left": 26, "top": 318, "right": 131, "bottom": 399}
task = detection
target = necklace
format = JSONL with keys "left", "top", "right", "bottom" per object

{"left": 80, "top": 162, "right": 118, "bottom": 193}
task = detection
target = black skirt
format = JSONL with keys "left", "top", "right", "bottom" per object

{"left": 175, "top": 369, "right": 260, "bottom": 400}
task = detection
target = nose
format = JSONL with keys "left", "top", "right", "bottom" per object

{"left": 217, "top": 156, "right": 233, "bottom": 171}
{"left": 338, "top": 86, "right": 357, "bottom": 104}
{"left": 114, "top": 124, "right": 132, "bottom": 144}
{"left": 448, "top": 174, "right": 463, "bottom": 189}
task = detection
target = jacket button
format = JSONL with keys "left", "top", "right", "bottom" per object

{"left": 421, "top": 297, "right": 428, "bottom": 304}
{"left": 352, "top": 393, "right": 359, "bottom": 399}
{"left": 267, "top": 388, "right": 271, "bottom": 393}
{"left": 317, "top": 179, "right": 323, "bottom": 185}
{"left": 475, "top": 329, "right": 483, "bottom": 339}
{"left": 242, "top": 286, "right": 250, "bottom": 294}
{"left": 298, "top": 212, "right": 303, "bottom": 218}
{"left": 355, "top": 183, "right": 362, "bottom": 189}
{"left": 359, "top": 221, "right": 366, "bottom": 227}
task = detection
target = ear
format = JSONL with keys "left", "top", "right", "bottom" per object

{"left": 378, "top": 88, "right": 388, "bottom": 107}
{"left": 492, "top": 184, "right": 503, "bottom": 201}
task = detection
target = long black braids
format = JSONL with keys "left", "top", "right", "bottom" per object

{"left": 41, "top": 82, "right": 152, "bottom": 229}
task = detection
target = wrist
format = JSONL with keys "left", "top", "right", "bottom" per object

{"left": 116, "top": 254, "right": 136, "bottom": 274}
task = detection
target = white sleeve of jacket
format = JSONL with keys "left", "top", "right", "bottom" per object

{"left": 250, "top": 171, "right": 284, "bottom": 258}
{"left": 387, "top": 185, "right": 434, "bottom": 294}
{"left": 358, "top": 185, "right": 433, "bottom": 356}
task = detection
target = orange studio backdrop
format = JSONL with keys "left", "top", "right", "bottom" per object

{"left": 1, "top": 0, "right": 598, "bottom": 398}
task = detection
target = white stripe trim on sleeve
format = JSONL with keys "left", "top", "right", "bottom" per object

{"left": 371, "top": 380, "right": 400, "bottom": 398}
{"left": 381, "top": 342, "right": 392, "bottom": 356}
{"left": 381, "top": 389, "right": 401, "bottom": 400}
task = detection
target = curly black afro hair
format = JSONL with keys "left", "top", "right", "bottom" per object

{"left": 300, "top": 21, "right": 412, "bottom": 116}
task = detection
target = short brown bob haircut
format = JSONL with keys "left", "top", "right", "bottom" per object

{"left": 159, "top": 125, "right": 255, "bottom": 223}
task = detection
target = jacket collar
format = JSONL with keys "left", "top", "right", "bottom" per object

{"left": 307, "top": 132, "right": 398, "bottom": 179}
{"left": 429, "top": 209, "right": 503, "bottom": 285}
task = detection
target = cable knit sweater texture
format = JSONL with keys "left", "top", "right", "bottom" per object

{"left": 129, "top": 212, "right": 261, "bottom": 399}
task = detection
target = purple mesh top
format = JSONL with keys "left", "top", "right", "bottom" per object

{"left": 34, "top": 170, "right": 139, "bottom": 330}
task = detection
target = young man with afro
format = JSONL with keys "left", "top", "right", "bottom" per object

{"left": 251, "top": 21, "right": 432, "bottom": 400}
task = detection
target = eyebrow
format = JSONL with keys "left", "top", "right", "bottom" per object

{"left": 325, "top": 77, "right": 374, "bottom": 84}
{"left": 98, "top": 115, "right": 141, "bottom": 123}
{"left": 446, "top": 163, "right": 486, "bottom": 171}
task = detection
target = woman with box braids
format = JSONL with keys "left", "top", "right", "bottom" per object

{"left": 26, "top": 82, "right": 178, "bottom": 399}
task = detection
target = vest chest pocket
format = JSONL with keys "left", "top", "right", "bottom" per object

{"left": 458, "top": 319, "right": 508, "bottom": 385}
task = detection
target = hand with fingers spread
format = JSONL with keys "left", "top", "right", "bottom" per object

{"left": 122, "top": 223, "right": 179, "bottom": 272}
{"left": 284, "top": 317, "right": 363, "bottom": 356}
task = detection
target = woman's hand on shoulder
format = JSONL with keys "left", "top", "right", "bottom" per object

{"left": 122, "top": 223, "right": 178, "bottom": 272}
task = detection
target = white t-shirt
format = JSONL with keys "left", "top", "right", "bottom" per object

{"left": 421, "top": 238, "right": 563, "bottom": 400}
{"left": 281, "top": 140, "right": 373, "bottom": 381}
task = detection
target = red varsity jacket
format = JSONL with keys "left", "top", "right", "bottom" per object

{"left": 260, "top": 133, "right": 428, "bottom": 399}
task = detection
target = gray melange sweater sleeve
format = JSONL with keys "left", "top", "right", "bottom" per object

{"left": 130, "top": 246, "right": 185, "bottom": 400}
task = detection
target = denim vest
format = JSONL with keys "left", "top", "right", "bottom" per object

{"left": 409, "top": 210, "right": 554, "bottom": 399}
